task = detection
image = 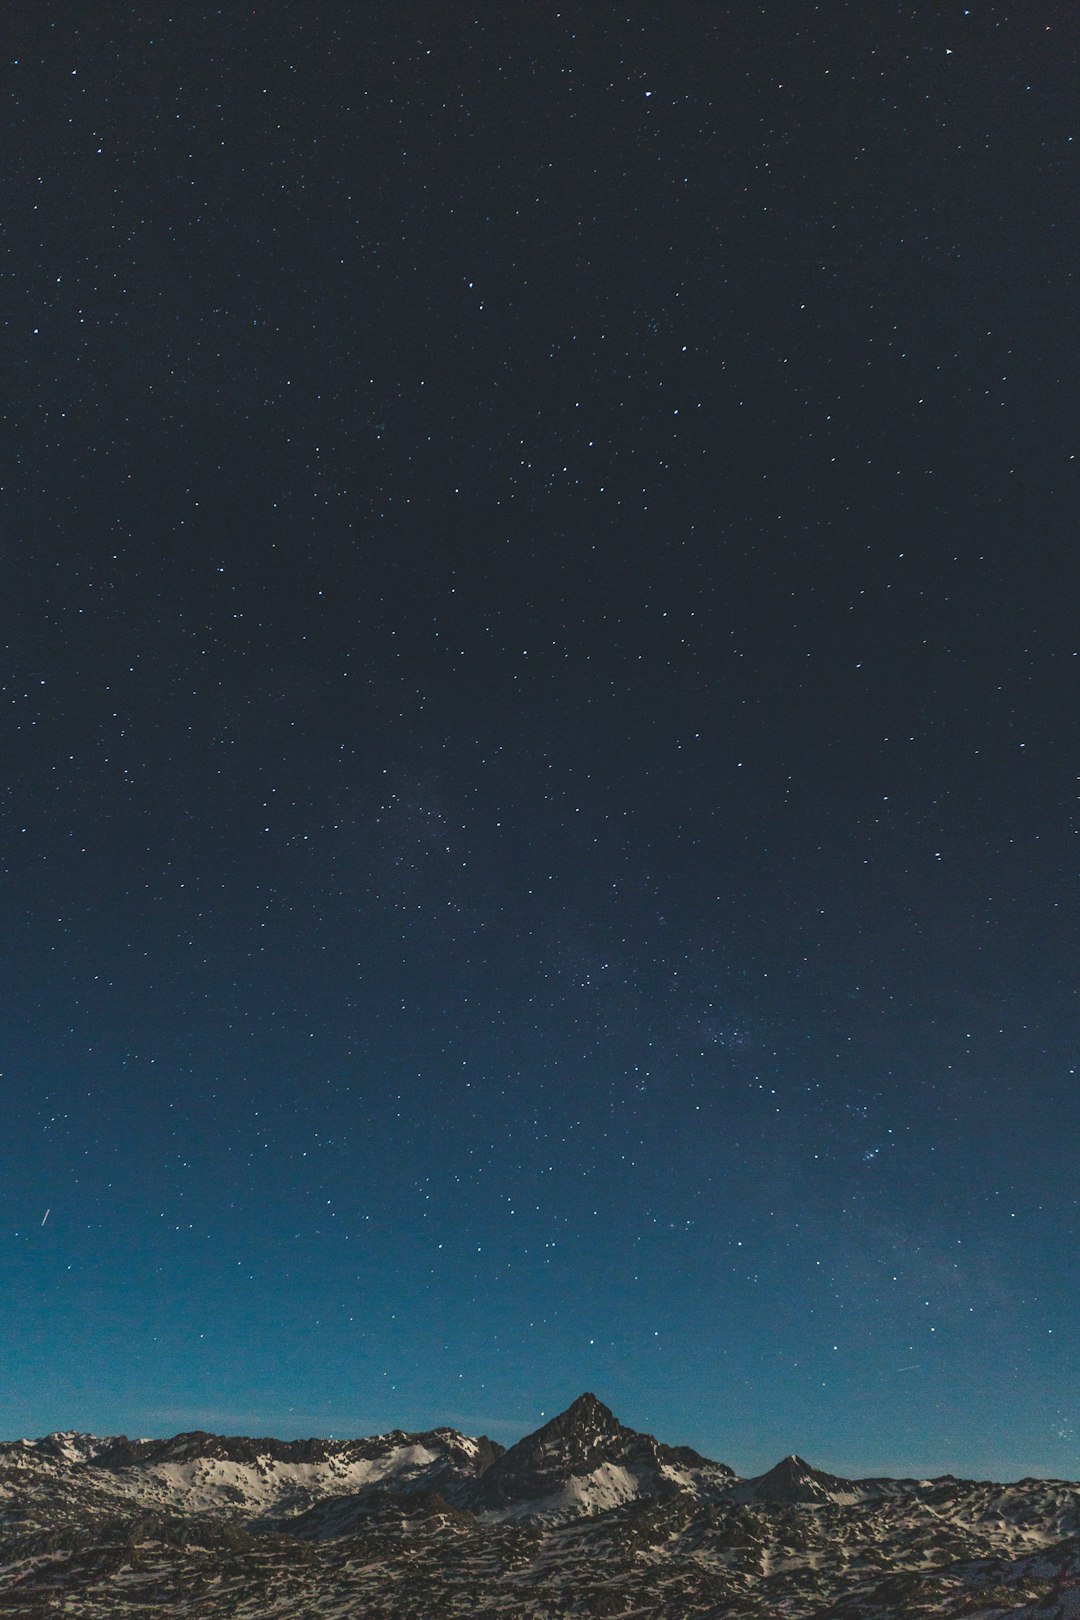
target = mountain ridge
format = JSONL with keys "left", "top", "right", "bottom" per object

{"left": 8, "top": 1393, "right": 1076, "bottom": 1498}
{"left": 3, "top": 1395, "right": 1078, "bottom": 1617}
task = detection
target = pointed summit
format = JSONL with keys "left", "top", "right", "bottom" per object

{"left": 773, "top": 1454, "right": 816, "bottom": 1478}
{"left": 541, "top": 1393, "right": 620, "bottom": 1437}
{"left": 477, "top": 1395, "right": 627, "bottom": 1508}
{"left": 476, "top": 1395, "right": 733, "bottom": 1514}
{"left": 566, "top": 1392, "right": 607, "bottom": 1415}
{"left": 732, "top": 1453, "right": 854, "bottom": 1505}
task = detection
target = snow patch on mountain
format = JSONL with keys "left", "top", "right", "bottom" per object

{"left": 3, "top": 1397, "right": 1078, "bottom": 1618}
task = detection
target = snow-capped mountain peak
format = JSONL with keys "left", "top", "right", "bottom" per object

{"left": 730, "top": 1451, "right": 862, "bottom": 1504}
{"left": 476, "top": 1393, "right": 733, "bottom": 1515}
{"left": 2, "top": 1402, "right": 1078, "bottom": 1616}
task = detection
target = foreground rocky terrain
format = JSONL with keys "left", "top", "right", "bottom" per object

{"left": 2, "top": 1394, "right": 1078, "bottom": 1617}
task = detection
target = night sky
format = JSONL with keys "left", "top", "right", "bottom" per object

{"left": 4, "top": 3, "right": 1078, "bottom": 1481}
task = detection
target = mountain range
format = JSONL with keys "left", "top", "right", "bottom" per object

{"left": 2, "top": 1392, "right": 1078, "bottom": 1616}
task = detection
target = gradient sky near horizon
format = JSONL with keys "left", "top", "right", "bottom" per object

{"left": 3, "top": 2, "right": 1077, "bottom": 1481}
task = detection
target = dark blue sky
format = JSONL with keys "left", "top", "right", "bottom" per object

{"left": 3, "top": 2, "right": 1077, "bottom": 1479}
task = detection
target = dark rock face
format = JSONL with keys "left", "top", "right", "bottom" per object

{"left": 732, "top": 1453, "right": 855, "bottom": 1504}
{"left": 283, "top": 1486, "right": 476, "bottom": 1540}
{"left": 476, "top": 1392, "right": 730, "bottom": 1510}
{"left": 478, "top": 1393, "right": 624, "bottom": 1508}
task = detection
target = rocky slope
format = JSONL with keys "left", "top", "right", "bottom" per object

{"left": 476, "top": 1391, "right": 736, "bottom": 1514}
{"left": 1, "top": 1394, "right": 1078, "bottom": 1617}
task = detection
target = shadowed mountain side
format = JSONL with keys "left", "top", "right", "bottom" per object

{"left": 476, "top": 1392, "right": 736, "bottom": 1511}
{"left": 729, "top": 1452, "right": 866, "bottom": 1505}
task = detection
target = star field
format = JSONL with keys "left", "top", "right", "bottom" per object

{"left": 2, "top": 3, "right": 1077, "bottom": 1479}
